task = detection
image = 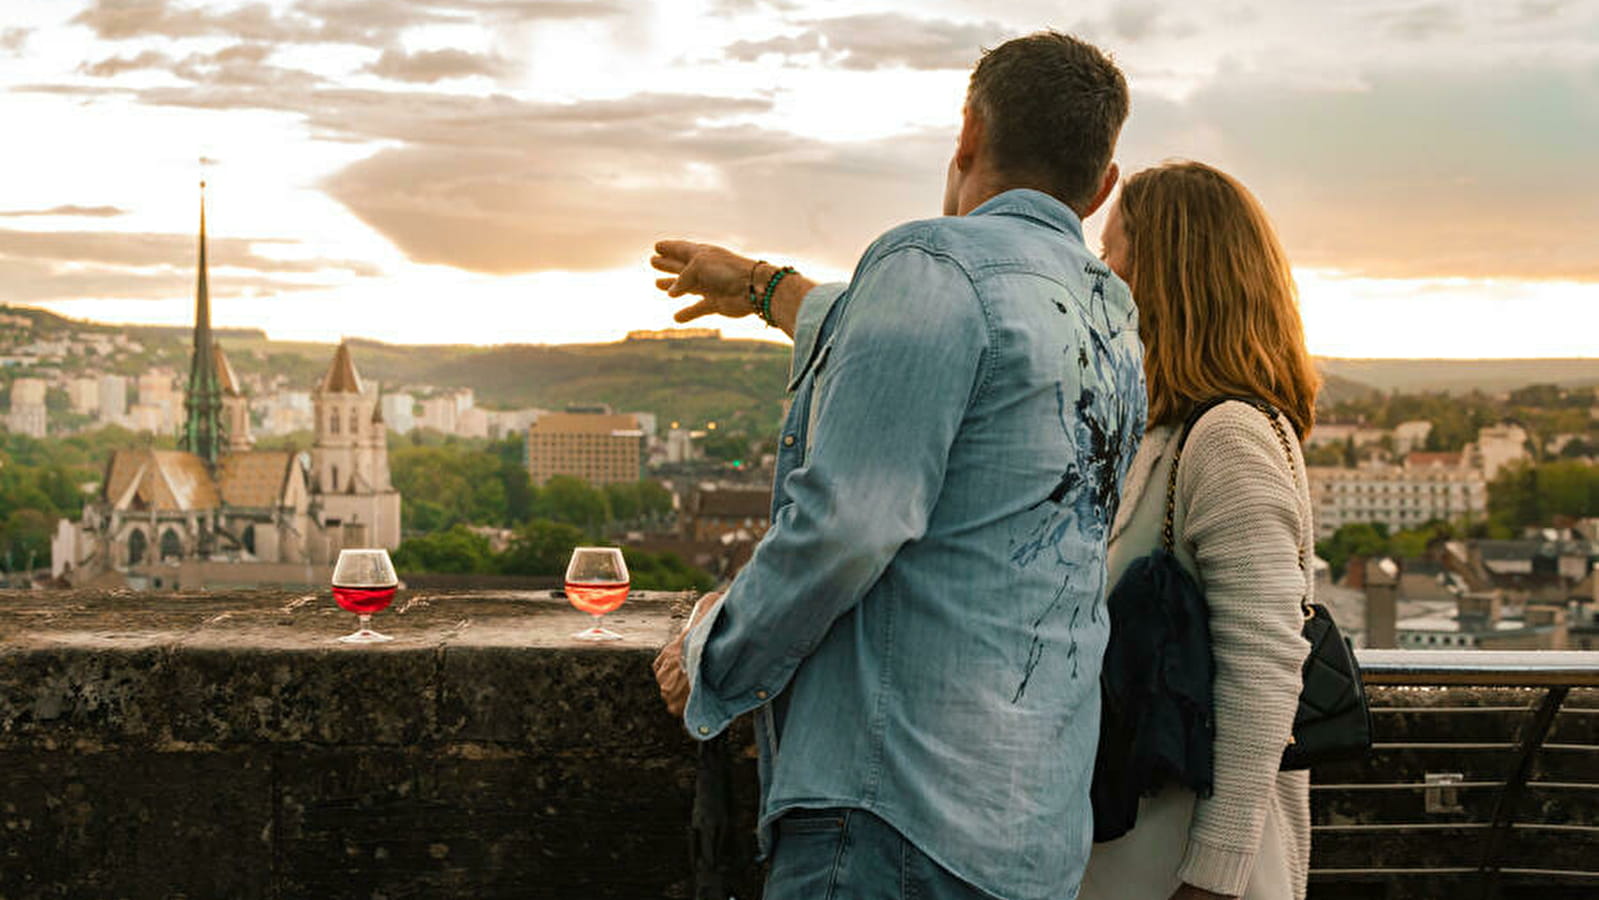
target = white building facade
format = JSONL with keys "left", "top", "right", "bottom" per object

{"left": 1308, "top": 463, "right": 1489, "bottom": 540}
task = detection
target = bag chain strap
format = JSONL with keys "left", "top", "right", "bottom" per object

{"left": 1162, "top": 401, "right": 1313, "bottom": 619}
{"left": 1261, "top": 411, "right": 1315, "bottom": 620}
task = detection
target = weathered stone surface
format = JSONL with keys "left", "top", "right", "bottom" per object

{"left": 2, "top": 592, "right": 1595, "bottom": 899}
{"left": 0, "top": 589, "right": 727, "bottom": 900}
{"left": 1, "top": 748, "right": 274, "bottom": 899}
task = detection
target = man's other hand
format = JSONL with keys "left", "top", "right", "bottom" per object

{"left": 650, "top": 241, "right": 758, "bottom": 324}
{"left": 653, "top": 591, "right": 724, "bottom": 718}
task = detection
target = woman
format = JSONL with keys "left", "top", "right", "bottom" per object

{"left": 1080, "top": 160, "right": 1320, "bottom": 900}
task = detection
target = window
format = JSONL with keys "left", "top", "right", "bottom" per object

{"left": 331, "top": 465, "right": 340, "bottom": 492}
{"left": 242, "top": 524, "right": 256, "bottom": 555}
{"left": 330, "top": 410, "right": 340, "bottom": 435}
{"left": 159, "top": 528, "right": 182, "bottom": 561}
{"left": 128, "top": 529, "right": 147, "bottom": 565}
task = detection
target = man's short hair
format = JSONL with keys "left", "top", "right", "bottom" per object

{"left": 967, "top": 32, "right": 1129, "bottom": 214}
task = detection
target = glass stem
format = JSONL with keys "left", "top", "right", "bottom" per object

{"left": 592, "top": 613, "right": 604, "bottom": 631}
{"left": 358, "top": 613, "right": 371, "bottom": 633}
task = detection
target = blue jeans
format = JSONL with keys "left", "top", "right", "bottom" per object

{"left": 765, "top": 808, "right": 994, "bottom": 900}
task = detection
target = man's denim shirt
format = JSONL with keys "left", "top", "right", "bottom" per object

{"left": 683, "top": 189, "right": 1147, "bottom": 900}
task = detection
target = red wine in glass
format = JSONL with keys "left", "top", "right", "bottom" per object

{"left": 566, "top": 547, "right": 629, "bottom": 641}
{"left": 334, "top": 584, "right": 397, "bottom": 615}
{"left": 332, "top": 549, "right": 398, "bottom": 643}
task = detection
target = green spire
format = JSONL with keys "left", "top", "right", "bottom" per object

{"left": 181, "top": 179, "right": 226, "bottom": 467}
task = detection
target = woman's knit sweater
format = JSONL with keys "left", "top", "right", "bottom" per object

{"left": 1104, "top": 400, "right": 1314, "bottom": 897}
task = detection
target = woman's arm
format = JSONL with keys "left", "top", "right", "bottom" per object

{"left": 1174, "top": 403, "right": 1312, "bottom": 897}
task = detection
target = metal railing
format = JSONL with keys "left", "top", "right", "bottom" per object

{"left": 1310, "top": 650, "right": 1599, "bottom": 900}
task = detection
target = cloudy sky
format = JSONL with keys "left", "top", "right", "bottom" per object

{"left": 0, "top": 0, "right": 1595, "bottom": 356}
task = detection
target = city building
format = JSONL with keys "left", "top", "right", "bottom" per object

{"left": 625, "top": 328, "right": 720, "bottom": 341}
{"left": 684, "top": 485, "right": 771, "bottom": 543}
{"left": 257, "top": 391, "right": 313, "bottom": 435}
{"left": 136, "top": 369, "right": 181, "bottom": 434}
{"left": 97, "top": 374, "right": 128, "bottom": 423}
{"left": 1393, "top": 420, "right": 1434, "bottom": 454}
{"left": 526, "top": 409, "right": 644, "bottom": 486}
{"left": 1306, "top": 422, "right": 1390, "bottom": 449}
{"left": 52, "top": 185, "right": 401, "bottom": 589}
{"left": 1472, "top": 423, "right": 1530, "bottom": 480}
{"left": 67, "top": 377, "right": 100, "bottom": 415}
{"left": 457, "top": 406, "right": 490, "bottom": 439}
{"left": 1308, "top": 461, "right": 1488, "bottom": 539}
{"left": 417, "top": 394, "right": 458, "bottom": 433}
{"left": 661, "top": 427, "right": 699, "bottom": 464}
{"left": 380, "top": 392, "right": 416, "bottom": 433}
{"left": 485, "top": 408, "right": 540, "bottom": 440}
{"left": 6, "top": 377, "right": 48, "bottom": 438}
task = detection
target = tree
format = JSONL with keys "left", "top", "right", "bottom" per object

{"left": 391, "top": 444, "right": 511, "bottom": 531}
{"left": 392, "top": 525, "right": 496, "bottom": 574}
{"left": 623, "top": 548, "right": 717, "bottom": 592}
{"left": 499, "top": 519, "right": 590, "bottom": 576}
{"left": 532, "top": 476, "right": 610, "bottom": 532}
{"left": 1315, "top": 522, "right": 1391, "bottom": 581}
{"left": 605, "top": 482, "right": 641, "bottom": 523}
{"left": 636, "top": 480, "right": 674, "bottom": 519}
{"left": 1, "top": 508, "right": 54, "bottom": 571}
{"left": 1487, "top": 460, "right": 1599, "bottom": 531}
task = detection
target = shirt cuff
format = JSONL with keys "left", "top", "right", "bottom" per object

{"left": 680, "top": 599, "right": 772, "bottom": 741}
{"left": 787, "top": 282, "right": 847, "bottom": 390}
{"left": 1177, "top": 835, "right": 1257, "bottom": 897}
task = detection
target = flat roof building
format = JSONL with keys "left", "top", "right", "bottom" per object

{"left": 526, "top": 411, "right": 644, "bottom": 486}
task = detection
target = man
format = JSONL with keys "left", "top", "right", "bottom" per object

{"left": 651, "top": 31, "right": 1146, "bottom": 900}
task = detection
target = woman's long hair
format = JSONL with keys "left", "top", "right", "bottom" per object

{"left": 1118, "top": 160, "right": 1320, "bottom": 439}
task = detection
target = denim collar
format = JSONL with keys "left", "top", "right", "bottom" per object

{"left": 968, "top": 188, "right": 1087, "bottom": 245}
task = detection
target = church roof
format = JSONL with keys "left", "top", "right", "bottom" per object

{"left": 319, "top": 342, "right": 363, "bottom": 394}
{"left": 218, "top": 451, "right": 293, "bottom": 508}
{"left": 213, "top": 345, "right": 242, "bottom": 397}
{"left": 104, "top": 449, "right": 220, "bottom": 512}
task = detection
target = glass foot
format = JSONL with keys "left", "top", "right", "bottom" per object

{"left": 572, "top": 625, "right": 623, "bottom": 642}
{"left": 338, "top": 628, "right": 394, "bottom": 643}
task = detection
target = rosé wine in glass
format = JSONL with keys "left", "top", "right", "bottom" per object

{"left": 565, "top": 547, "right": 629, "bottom": 642}
{"left": 332, "top": 549, "right": 398, "bottom": 644}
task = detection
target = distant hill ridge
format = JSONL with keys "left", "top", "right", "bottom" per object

{"left": 4, "top": 306, "right": 1593, "bottom": 431}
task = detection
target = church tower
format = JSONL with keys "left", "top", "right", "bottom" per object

{"left": 181, "top": 181, "right": 226, "bottom": 468}
{"left": 312, "top": 342, "right": 401, "bottom": 550}
{"left": 215, "top": 345, "right": 253, "bottom": 452}
{"left": 311, "top": 342, "right": 370, "bottom": 495}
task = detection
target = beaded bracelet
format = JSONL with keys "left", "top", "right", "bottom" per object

{"left": 759, "top": 266, "right": 796, "bottom": 326}
{"left": 746, "top": 259, "right": 769, "bottom": 316}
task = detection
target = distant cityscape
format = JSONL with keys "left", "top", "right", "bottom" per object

{"left": 1, "top": 204, "right": 1596, "bottom": 655}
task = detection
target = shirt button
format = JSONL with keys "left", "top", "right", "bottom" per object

{"left": 698, "top": 725, "right": 710, "bottom": 735}
{"left": 755, "top": 690, "right": 769, "bottom": 700}
{"left": 782, "top": 434, "right": 796, "bottom": 447}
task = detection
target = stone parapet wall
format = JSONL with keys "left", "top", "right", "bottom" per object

{"left": 0, "top": 589, "right": 760, "bottom": 899}
{"left": 2, "top": 591, "right": 1594, "bottom": 899}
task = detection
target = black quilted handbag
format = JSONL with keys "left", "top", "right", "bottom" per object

{"left": 1280, "top": 602, "right": 1372, "bottom": 770}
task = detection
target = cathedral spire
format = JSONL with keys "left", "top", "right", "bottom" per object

{"left": 181, "top": 178, "right": 226, "bottom": 467}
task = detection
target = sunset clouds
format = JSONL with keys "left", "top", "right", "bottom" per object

{"left": 0, "top": 0, "right": 1594, "bottom": 353}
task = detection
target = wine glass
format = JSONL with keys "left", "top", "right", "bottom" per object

{"left": 332, "top": 548, "right": 398, "bottom": 643}
{"left": 565, "top": 546, "right": 630, "bottom": 641}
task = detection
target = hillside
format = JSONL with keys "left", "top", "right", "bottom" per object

{"left": 1318, "top": 358, "right": 1599, "bottom": 394}
{"left": 9, "top": 305, "right": 1596, "bottom": 435}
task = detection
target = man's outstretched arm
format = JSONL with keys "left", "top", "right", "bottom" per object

{"left": 675, "top": 245, "right": 989, "bottom": 739}
{"left": 650, "top": 241, "right": 820, "bottom": 338}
